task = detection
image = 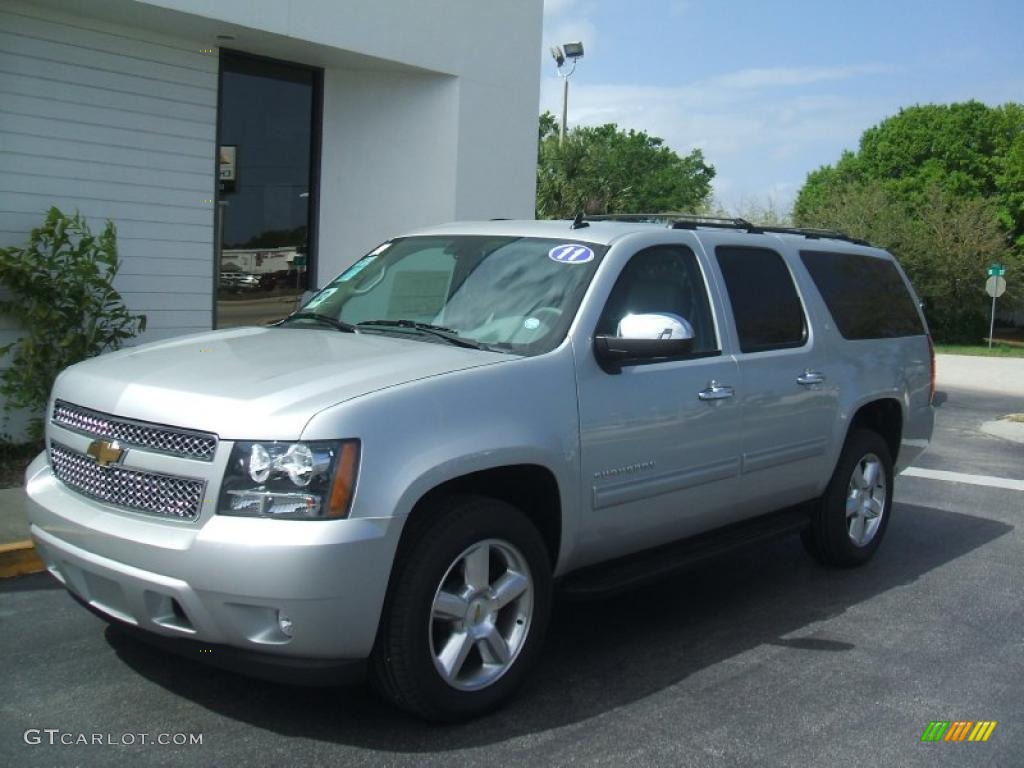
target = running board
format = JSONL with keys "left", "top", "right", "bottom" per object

{"left": 558, "top": 508, "right": 810, "bottom": 599}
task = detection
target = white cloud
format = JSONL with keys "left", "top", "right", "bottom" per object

{"left": 705, "top": 65, "right": 888, "bottom": 91}
{"left": 539, "top": 65, "right": 891, "bottom": 210}
{"left": 669, "top": 0, "right": 693, "bottom": 16}
{"left": 543, "top": 0, "right": 579, "bottom": 17}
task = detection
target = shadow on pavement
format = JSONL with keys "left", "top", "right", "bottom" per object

{"left": 0, "top": 571, "right": 63, "bottom": 593}
{"left": 105, "top": 502, "right": 1011, "bottom": 751}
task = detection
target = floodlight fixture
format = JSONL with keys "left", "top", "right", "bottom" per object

{"left": 562, "top": 41, "right": 584, "bottom": 60}
{"left": 550, "top": 41, "right": 585, "bottom": 144}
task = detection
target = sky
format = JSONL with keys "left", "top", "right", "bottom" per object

{"left": 540, "top": 0, "right": 1024, "bottom": 213}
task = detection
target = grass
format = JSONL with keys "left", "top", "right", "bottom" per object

{"left": 934, "top": 341, "right": 1024, "bottom": 358}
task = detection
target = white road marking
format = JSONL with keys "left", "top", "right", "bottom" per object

{"left": 902, "top": 467, "right": 1024, "bottom": 492}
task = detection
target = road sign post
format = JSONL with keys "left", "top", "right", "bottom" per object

{"left": 985, "top": 271, "right": 1007, "bottom": 349}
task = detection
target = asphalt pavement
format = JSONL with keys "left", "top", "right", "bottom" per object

{"left": 1, "top": 385, "right": 1022, "bottom": 767}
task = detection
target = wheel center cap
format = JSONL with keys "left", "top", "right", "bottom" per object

{"left": 466, "top": 598, "right": 489, "bottom": 627}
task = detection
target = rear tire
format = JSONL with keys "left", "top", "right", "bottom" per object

{"left": 371, "top": 495, "right": 552, "bottom": 721}
{"left": 802, "top": 429, "right": 894, "bottom": 567}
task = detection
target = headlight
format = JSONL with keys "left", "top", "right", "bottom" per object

{"left": 218, "top": 440, "right": 360, "bottom": 519}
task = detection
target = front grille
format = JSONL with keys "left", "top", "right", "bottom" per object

{"left": 49, "top": 442, "right": 205, "bottom": 520}
{"left": 52, "top": 400, "right": 217, "bottom": 461}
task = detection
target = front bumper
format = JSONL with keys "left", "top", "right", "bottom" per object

{"left": 26, "top": 454, "right": 403, "bottom": 663}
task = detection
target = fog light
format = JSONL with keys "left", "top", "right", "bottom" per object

{"left": 277, "top": 611, "right": 293, "bottom": 638}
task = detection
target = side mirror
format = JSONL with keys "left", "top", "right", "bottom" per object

{"left": 594, "top": 313, "right": 695, "bottom": 373}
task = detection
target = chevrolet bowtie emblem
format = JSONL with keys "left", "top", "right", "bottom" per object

{"left": 86, "top": 439, "right": 124, "bottom": 467}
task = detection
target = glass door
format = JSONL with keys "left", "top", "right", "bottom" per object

{"left": 215, "top": 51, "right": 321, "bottom": 328}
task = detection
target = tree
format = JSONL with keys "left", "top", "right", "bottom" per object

{"left": 794, "top": 101, "right": 1024, "bottom": 341}
{"left": 536, "top": 112, "right": 715, "bottom": 218}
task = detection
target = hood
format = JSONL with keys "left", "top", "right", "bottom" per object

{"left": 51, "top": 326, "right": 511, "bottom": 439}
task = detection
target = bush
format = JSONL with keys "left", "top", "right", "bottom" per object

{"left": 0, "top": 207, "right": 146, "bottom": 440}
{"left": 924, "top": 305, "right": 990, "bottom": 344}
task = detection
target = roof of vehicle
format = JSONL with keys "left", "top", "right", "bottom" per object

{"left": 406, "top": 214, "right": 875, "bottom": 249}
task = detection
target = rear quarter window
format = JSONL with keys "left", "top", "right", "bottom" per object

{"left": 800, "top": 250, "right": 924, "bottom": 339}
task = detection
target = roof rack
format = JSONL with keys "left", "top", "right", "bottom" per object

{"left": 584, "top": 213, "right": 870, "bottom": 246}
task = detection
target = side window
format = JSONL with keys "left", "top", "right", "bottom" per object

{"left": 800, "top": 250, "right": 924, "bottom": 339}
{"left": 715, "top": 246, "right": 807, "bottom": 353}
{"left": 597, "top": 245, "right": 718, "bottom": 355}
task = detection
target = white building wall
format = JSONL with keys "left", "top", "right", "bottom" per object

{"left": 0, "top": 0, "right": 217, "bottom": 344}
{"left": 126, "top": 0, "right": 544, "bottom": 276}
{"left": 0, "top": 0, "right": 543, "bottom": 436}
{"left": 316, "top": 68, "right": 460, "bottom": 280}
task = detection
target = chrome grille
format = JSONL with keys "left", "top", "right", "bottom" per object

{"left": 52, "top": 400, "right": 217, "bottom": 461}
{"left": 49, "top": 442, "right": 204, "bottom": 520}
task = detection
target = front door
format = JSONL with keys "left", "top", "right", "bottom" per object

{"left": 574, "top": 244, "right": 742, "bottom": 566}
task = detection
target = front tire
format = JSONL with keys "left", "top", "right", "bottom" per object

{"left": 371, "top": 495, "right": 552, "bottom": 721}
{"left": 802, "top": 430, "right": 894, "bottom": 567}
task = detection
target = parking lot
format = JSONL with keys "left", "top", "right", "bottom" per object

{"left": 1, "top": 384, "right": 1021, "bottom": 767}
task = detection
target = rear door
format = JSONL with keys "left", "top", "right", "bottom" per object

{"left": 712, "top": 243, "right": 838, "bottom": 514}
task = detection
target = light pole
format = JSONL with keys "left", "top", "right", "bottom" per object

{"left": 550, "top": 41, "right": 584, "bottom": 145}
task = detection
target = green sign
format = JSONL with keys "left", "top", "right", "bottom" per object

{"left": 987, "top": 264, "right": 1006, "bottom": 277}
{"left": 293, "top": 254, "right": 307, "bottom": 267}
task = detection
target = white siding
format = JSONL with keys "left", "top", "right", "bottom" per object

{"left": 0, "top": 1, "right": 217, "bottom": 436}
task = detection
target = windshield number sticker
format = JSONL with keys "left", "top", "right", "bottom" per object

{"left": 549, "top": 244, "right": 595, "bottom": 264}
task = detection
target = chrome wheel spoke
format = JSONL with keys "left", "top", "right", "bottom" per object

{"left": 462, "top": 544, "right": 491, "bottom": 591}
{"left": 845, "top": 495, "right": 860, "bottom": 518}
{"left": 849, "top": 513, "right": 866, "bottom": 545}
{"left": 851, "top": 464, "right": 867, "bottom": 490}
{"left": 437, "top": 630, "right": 474, "bottom": 681}
{"left": 863, "top": 460, "right": 880, "bottom": 489}
{"left": 865, "top": 496, "right": 884, "bottom": 519}
{"left": 477, "top": 625, "right": 511, "bottom": 665}
{"left": 433, "top": 589, "right": 468, "bottom": 621}
{"left": 490, "top": 570, "right": 529, "bottom": 611}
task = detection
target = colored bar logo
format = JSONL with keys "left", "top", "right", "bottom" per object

{"left": 921, "top": 721, "right": 997, "bottom": 742}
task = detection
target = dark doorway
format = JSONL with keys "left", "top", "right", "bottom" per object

{"left": 215, "top": 51, "right": 321, "bottom": 328}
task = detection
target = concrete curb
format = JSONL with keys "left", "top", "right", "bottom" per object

{"left": 0, "top": 540, "right": 44, "bottom": 578}
{"left": 981, "top": 419, "right": 1024, "bottom": 444}
{"left": 0, "top": 486, "right": 42, "bottom": 578}
{"left": 936, "top": 354, "right": 1024, "bottom": 397}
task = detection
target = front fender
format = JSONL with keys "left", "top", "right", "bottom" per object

{"left": 300, "top": 347, "right": 583, "bottom": 574}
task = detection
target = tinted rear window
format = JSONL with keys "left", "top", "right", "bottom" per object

{"left": 715, "top": 246, "right": 807, "bottom": 353}
{"left": 800, "top": 250, "right": 924, "bottom": 339}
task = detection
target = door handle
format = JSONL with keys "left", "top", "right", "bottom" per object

{"left": 698, "top": 380, "right": 735, "bottom": 401}
{"left": 796, "top": 370, "right": 826, "bottom": 386}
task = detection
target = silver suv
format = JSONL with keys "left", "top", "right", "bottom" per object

{"left": 25, "top": 216, "right": 934, "bottom": 721}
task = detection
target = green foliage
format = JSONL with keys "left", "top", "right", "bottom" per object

{"left": 0, "top": 208, "right": 146, "bottom": 439}
{"left": 794, "top": 101, "right": 1024, "bottom": 342}
{"left": 796, "top": 179, "right": 1019, "bottom": 342}
{"left": 536, "top": 112, "right": 715, "bottom": 218}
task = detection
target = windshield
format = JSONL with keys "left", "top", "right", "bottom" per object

{"left": 297, "top": 235, "right": 607, "bottom": 355}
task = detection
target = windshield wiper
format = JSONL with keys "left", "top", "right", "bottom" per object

{"left": 283, "top": 312, "right": 359, "bottom": 333}
{"left": 356, "top": 319, "right": 484, "bottom": 349}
